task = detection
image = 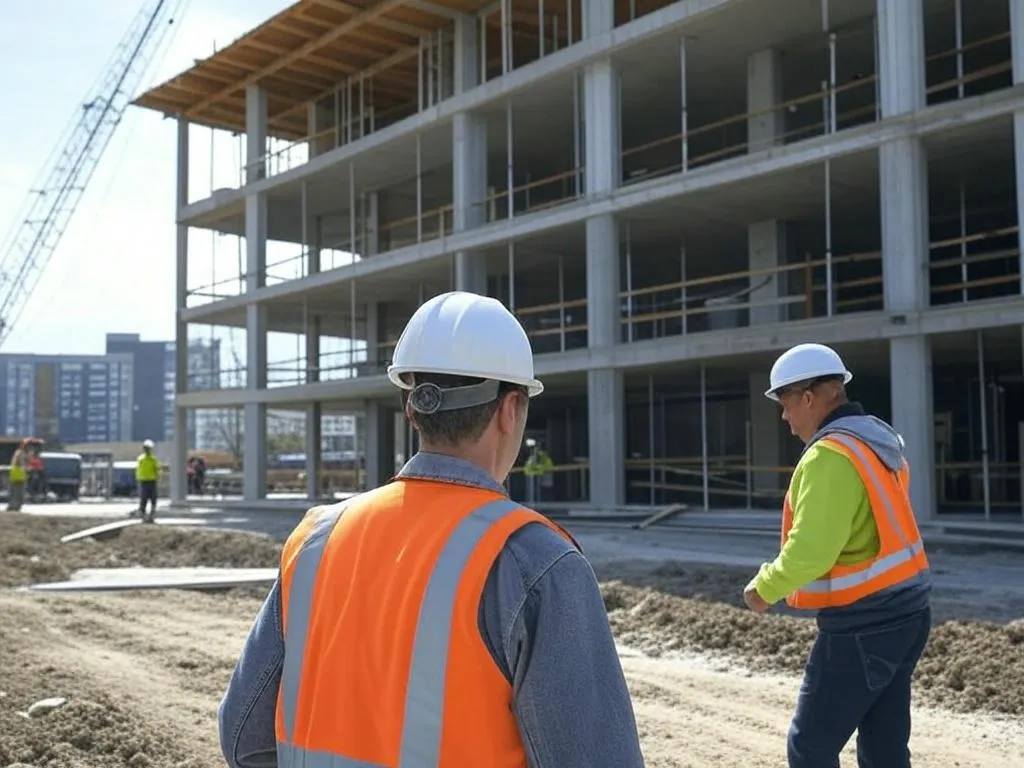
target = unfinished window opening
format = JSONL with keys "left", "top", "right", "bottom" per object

{"left": 480, "top": 0, "right": 583, "bottom": 82}
{"left": 927, "top": 118, "right": 1019, "bottom": 307}
{"left": 925, "top": 0, "right": 1012, "bottom": 107}
{"left": 933, "top": 328, "right": 1024, "bottom": 520}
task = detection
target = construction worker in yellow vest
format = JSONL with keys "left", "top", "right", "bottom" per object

{"left": 523, "top": 437, "right": 553, "bottom": 504}
{"left": 135, "top": 439, "right": 160, "bottom": 523}
{"left": 6, "top": 440, "right": 28, "bottom": 511}
{"left": 744, "top": 343, "right": 931, "bottom": 768}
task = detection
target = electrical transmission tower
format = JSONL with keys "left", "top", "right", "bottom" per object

{"left": 0, "top": 0, "right": 184, "bottom": 347}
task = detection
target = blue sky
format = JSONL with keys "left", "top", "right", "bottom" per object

{"left": 0, "top": 0, "right": 290, "bottom": 356}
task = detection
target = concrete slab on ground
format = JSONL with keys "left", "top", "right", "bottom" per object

{"left": 19, "top": 566, "right": 279, "bottom": 593}
{"left": 59, "top": 517, "right": 208, "bottom": 543}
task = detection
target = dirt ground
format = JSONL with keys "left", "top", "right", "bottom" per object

{"left": 1, "top": 512, "right": 1023, "bottom": 767}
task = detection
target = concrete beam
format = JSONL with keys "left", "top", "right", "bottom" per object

{"left": 177, "top": 294, "right": 1024, "bottom": 409}
{"left": 179, "top": 85, "right": 1024, "bottom": 326}
{"left": 535, "top": 295, "right": 1024, "bottom": 375}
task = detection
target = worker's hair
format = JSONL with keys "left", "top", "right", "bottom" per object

{"left": 792, "top": 374, "right": 847, "bottom": 403}
{"left": 403, "top": 372, "right": 527, "bottom": 446}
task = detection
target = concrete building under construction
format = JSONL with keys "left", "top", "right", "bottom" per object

{"left": 136, "top": 0, "right": 1024, "bottom": 524}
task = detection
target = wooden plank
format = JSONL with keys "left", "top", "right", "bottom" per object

{"left": 185, "top": 0, "right": 419, "bottom": 119}
{"left": 632, "top": 503, "right": 689, "bottom": 530}
{"left": 59, "top": 517, "right": 207, "bottom": 544}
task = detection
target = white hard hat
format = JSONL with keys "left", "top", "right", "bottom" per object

{"left": 143, "top": 439, "right": 155, "bottom": 449}
{"left": 387, "top": 292, "right": 543, "bottom": 410}
{"left": 765, "top": 343, "right": 852, "bottom": 401}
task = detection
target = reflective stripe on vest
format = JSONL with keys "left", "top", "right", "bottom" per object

{"left": 276, "top": 497, "right": 525, "bottom": 768}
{"left": 796, "top": 432, "right": 925, "bottom": 598}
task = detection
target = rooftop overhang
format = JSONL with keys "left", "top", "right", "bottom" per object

{"left": 132, "top": 0, "right": 482, "bottom": 140}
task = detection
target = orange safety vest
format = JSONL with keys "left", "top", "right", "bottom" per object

{"left": 274, "top": 478, "right": 578, "bottom": 767}
{"left": 781, "top": 431, "right": 929, "bottom": 611}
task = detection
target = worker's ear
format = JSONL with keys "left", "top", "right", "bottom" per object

{"left": 495, "top": 390, "right": 526, "bottom": 436}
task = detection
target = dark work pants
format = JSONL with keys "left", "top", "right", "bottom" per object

{"left": 787, "top": 607, "right": 931, "bottom": 768}
{"left": 138, "top": 480, "right": 157, "bottom": 516}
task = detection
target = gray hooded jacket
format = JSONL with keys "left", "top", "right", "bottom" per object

{"left": 803, "top": 403, "right": 931, "bottom": 632}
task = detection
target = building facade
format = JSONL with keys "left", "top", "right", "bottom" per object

{"left": 140, "top": 0, "right": 1024, "bottom": 522}
{"left": 0, "top": 335, "right": 224, "bottom": 447}
{"left": 0, "top": 353, "right": 134, "bottom": 444}
{"left": 105, "top": 332, "right": 223, "bottom": 447}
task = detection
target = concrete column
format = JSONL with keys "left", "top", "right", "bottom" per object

{"left": 243, "top": 85, "right": 269, "bottom": 500}
{"left": 364, "top": 192, "right": 379, "bottom": 257}
{"left": 365, "top": 302, "right": 381, "bottom": 372}
{"left": 171, "top": 118, "right": 190, "bottom": 505}
{"left": 748, "top": 373, "right": 782, "bottom": 496}
{"left": 878, "top": 0, "right": 928, "bottom": 311}
{"left": 585, "top": 214, "right": 625, "bottom": 507}
{"left": 583, "top": 61, "right": 620, "bottom": 195}
{"left": 583, "top": 2, "right": 623, "bottom": 505}
{"left": 245, "top": 84, "right": 268, "bottom": 182}
{"left": 587, "top": 369, "right": 625, "bottom": 508}
{"left": 1011, "top": 0, "right": 1024, "bottom": 290}
{"left": 880, "top": 139, "right": 929, "bottom": 312}
{"left": 452, "top": 14, "right": 488, "bottom": 294}
{"left": 890, "top": 337, "right": 936, "bottom": 521}
{"left": 586, "top": 215, "right": 619, "bottom": 347}
{"left": 305, "top": 402, "right": 322, "bottom": 499}
{"left": 306, "top": 100, "right": 334, "bottom": 157}
{"left": 582, "top": 0, "right": 619, "bottom": 195}
{"left": 583, "top": 0, "right": 614, "bottom": 38}
{"left": 748, "top": 220, "right": 786, "bottom": 325}
{"left": 747, "top": 48, "right": 784, "bottom": 153}
{"left": 876, "top": 1, "right": 933, "bottom": 520}
{"left": 876, "top": 0, "right": 926, "bottom": 118}
{"left": 365, "top": 400, "right": 396, "bottom": 489}
{"left": 306, "top": 216, "right": 321, "bottom": 384}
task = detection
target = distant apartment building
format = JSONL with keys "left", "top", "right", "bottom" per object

{"left": 0, "top": 334, "right": 222, "bottom": 446}
{"left": 0, "top": 353, "right": 134, "bottom": 443}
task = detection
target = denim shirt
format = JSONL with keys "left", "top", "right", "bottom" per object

{"left": 217, "top": 451, "right": 645, "bottom": 768}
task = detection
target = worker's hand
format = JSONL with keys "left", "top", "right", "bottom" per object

{"left": 743, "top": 582, "right": 771, "bottom": 614}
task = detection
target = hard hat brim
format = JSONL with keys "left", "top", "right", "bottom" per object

{"left": 387, "top": 365, "right": 543, "bottom": 398}
{"left": 764, "top": 369, "right": 853, "bottom": 401}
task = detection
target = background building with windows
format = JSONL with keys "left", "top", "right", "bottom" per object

{"left": 139, "top": 0, "right": 1024, "bottom": 523}
{"left": 0, "top": 353, "right": 135, "bottom": 444}
{"left": 0, "top": 334, "right": 225, "bottom": 447}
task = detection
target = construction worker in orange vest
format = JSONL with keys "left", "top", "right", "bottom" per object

{"left": 744, "top": 343, "right": 931, "bottom": 768}
{"left": 217, "top": 291, "right": 645, "bottom": 767}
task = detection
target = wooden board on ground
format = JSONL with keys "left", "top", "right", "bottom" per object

{"left": 19, "top": 566, "right": 279, "bottom": 593}
{"left": 633, "top": 503, "right": 689, "bottom": 530}
{"left": 60, "top": 517, "right": 205, "bottom": 544}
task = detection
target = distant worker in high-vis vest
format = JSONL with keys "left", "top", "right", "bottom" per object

{"left": 6, "top": 439, "right": 28, "bottom": 511}
{"left": 744, "top": 343, "right": 931, "bottom": 768}
{"left": 135, "top": 439, "right": 160, "bottom": 523}
{"left": 217, "top": 291, "right": 644, "bottom": 768}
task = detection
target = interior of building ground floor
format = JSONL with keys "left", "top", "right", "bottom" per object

{"left": 180, "top": 326, "right": 1024, "bottom": 524}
